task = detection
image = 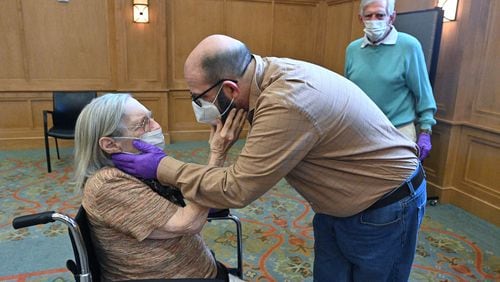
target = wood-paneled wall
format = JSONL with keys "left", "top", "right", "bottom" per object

{"left": 0, "top": 0, "right": 498, "bottom": 225}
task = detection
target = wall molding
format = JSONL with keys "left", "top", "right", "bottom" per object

{"left": 428, "top": 180, "right": 500, "bottom": 226}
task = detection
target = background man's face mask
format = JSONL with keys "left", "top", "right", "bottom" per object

{"left": 114, "top": 128, "right": 165, "bottom": 152}
{"left": 192, "top": 85, "right": 234, "bottom": 125}
{"left": 363, "top": 19, "right": 389, "bottom": 42}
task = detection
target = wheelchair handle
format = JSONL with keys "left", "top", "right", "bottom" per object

{"left": 12, "top": 211, "right": 91, "bottom": 281}
{"left": 12, "top": 211, "right": 56, "bottom": 229}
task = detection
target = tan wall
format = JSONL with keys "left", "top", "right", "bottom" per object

{"left": 0, "top": 0, "right": 498, "bottom": 225}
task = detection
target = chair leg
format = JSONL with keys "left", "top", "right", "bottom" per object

{"left": 44, "top": 133, "right": 52, "bottom": 173}
{"left": 55, "top": 138, "right": 60, "bottom": 159}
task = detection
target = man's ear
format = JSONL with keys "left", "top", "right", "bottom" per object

{"left": 99, "top": 137, "right": 122, "bottom": 154}
{"left": 389, "top": 11, "right": 397, "bottom": 25}
{"left": 222, "top": 80, "right": 240, "bottom": 99}
{"left": 358, "top": 15, "right": 364, "bottom": 25}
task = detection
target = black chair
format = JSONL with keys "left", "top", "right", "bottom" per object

{"left": 43, "top": 91, "right": 97, "bottom": 173}
{"left": 12, "top": 207, "right": 243, "bottom": 282}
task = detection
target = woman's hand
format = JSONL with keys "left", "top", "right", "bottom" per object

{"left": 208, "top": 108, "right": 247, "bottom": 166}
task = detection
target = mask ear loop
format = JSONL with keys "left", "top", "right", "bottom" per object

{"left": 211, "top": 79, "right": 238, "bottom": 103}
{"left": 215, "top": 80, "right": 238, "bottom": 117}
{"left": 219, "top": 98, "right": 234, "bottom": 117}
{"left": 108, "top": 136, "right": 141, "bottom": 155}
{"left": 210, "top": 83, "right": 225, "bottom": 104}
{"left": 113, "top": 136, "right": 140, "bottom": 141}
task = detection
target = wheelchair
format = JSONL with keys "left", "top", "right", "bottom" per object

{"left": 12, "top": 207, "right": 243, "bottom": 282}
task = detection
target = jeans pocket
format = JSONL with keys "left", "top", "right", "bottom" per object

{"left": 416, "top": 191, "right": 427, "bottom": 227}
{"left": 360, "top": 203, "right": 402, "bottom": 226}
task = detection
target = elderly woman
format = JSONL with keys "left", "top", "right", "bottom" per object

{"left": 73, "top": 93, "right": 244, "bottom": 281}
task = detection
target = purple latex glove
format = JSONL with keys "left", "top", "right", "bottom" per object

{"left": 417, "top": 132, "right": 432, "bottom": 161}
{"left": 111, "top": 140, "right": 166, "bottom": 179}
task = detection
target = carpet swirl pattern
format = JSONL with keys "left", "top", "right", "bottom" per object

{"left": 0, "top": 141, "right": 499, "bottom": 281}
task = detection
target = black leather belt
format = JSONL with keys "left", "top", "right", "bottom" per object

{"left": 367, "top": 165, "right": 425, "bottom": 210}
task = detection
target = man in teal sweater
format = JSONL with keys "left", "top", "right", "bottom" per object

{"left": 345, "top": 0, "right": 437, "bottom": 160}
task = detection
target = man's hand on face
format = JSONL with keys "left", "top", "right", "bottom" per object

{"left": 209, "top": 108, "right": 247, "bottom": 164}
{"left": 111, "top": 140, "right": 167, "bottom": 179}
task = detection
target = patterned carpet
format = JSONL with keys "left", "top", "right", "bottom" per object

{"left": 0, "top": 141, "right": 499, "bottom": 282}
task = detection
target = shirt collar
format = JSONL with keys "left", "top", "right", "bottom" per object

{"left": 361, "top": 26, "right": 398, "bottom": 48}
{"left": 248, "top": 54, "right": 264, "bottom": 114}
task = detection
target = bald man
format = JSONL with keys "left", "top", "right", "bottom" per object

{"left": 113, "top": 34, "right": 427, "bottom": 281}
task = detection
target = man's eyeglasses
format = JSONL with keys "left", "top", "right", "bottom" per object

{"left": 191, "top": 79, "right": 238, "bottom": 107}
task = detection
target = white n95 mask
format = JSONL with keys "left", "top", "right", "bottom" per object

{"left": 115, "top": 128, "right": 165, "bottom": 149}
{"left": 192, "top": 99, "right": 221, "bottom": 125}
{"left": 191, "top": 96, "right": 234, "bottom": 125}
{"left": 140, "top": 128, "right": 165, "bottom": 148}
{"left": 363, "top": 20, "right": 389, "bottom": 42}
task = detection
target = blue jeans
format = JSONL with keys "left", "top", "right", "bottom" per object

{"left": 313, "top": 169, "right": 427, "bottom": 282}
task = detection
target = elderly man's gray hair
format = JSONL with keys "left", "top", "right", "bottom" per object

{"left": 360, "top": 0, "right": 395, "bottom": 16}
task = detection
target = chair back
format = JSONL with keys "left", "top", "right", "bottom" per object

{"left": 69, "top": 206, "right": 102, "bottom": 282}
{"left": 53, "top": 92, "right": 96, "bottom": 130}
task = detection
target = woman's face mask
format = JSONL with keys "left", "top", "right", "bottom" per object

{"left": 138, "top": 128, "right": 165, "bottom": 148}
{"left": 192, "top": 85, "right": 234, "bottom": 125}
{"left": 114, "top": 128, "right": 165, "bottom": 153}
{"left": 363, "top": 19, "right": 389, "bottom": 42}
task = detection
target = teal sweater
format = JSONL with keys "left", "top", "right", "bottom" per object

{"left": 345, "top": 32, "right": 436, "bottom": 131}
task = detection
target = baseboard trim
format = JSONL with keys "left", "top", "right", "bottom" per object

{"left": 426, "top": 181, "right": 499, "bottom": 226}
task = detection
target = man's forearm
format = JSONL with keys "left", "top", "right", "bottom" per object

{"left": 208, "top": 152, "right": 226, "bottom": 167}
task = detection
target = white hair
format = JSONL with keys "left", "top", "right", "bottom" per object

{"left": 360, "top": 0, "right": 395, "bottom": 16}
{"left": 73, "top": 93, "right": 132, "bottom": 190}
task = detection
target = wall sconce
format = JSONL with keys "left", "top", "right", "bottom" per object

{"left": 133, "top": 0, "right": 149, "bottom": 23}
{"left": 436, "top": 0, "right": 458, "bottom": 22}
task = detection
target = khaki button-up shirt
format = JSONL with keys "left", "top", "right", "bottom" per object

{"left": 159, "top": 55, "right": 419, "bottom": 217}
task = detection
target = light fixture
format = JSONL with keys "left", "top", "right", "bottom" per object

{"left": 133, "top": 0, "right": 149, "bottom": 23}
{"left": 436, "top": 0, "right": 458, "bottom": 22}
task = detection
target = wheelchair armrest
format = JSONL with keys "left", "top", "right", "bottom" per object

{"left": 207, "top": 209, "right": 230, "bottom": 218}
